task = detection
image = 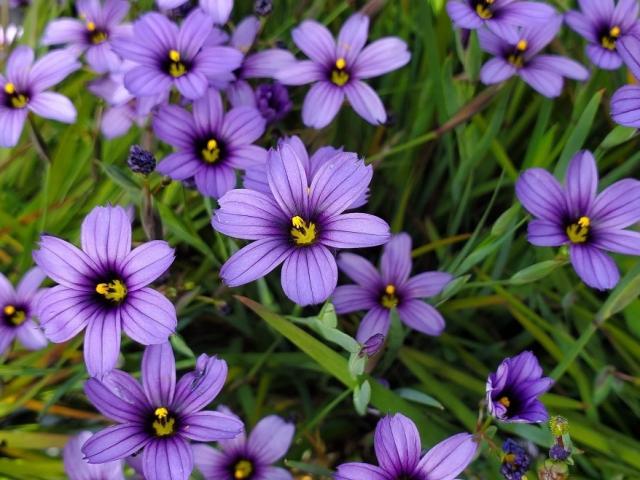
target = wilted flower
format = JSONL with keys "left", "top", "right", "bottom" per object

{"left": 33, "top": 205, "right": 176, "bottom": 377}
{"left": 212, "top": 139, "right": 390, "bottom": 306}
{"left": 500, "top": 439, "right": 530, "bottom": 480}
{"left": 0, "top": 268, "right": 47, "bottom": 356}
{"left": 447, "top": 0, "right": 555, "bottom": 31}
{"left": 516, "top": 150, "right": 640, "bottom": 290}
{"left": 335, "top": 413, "right": 478, "bottom": 480}
{"left": 112, "top": 10, "right": 242, "bottom": 100}
{"left": 82, "top": 343, "right": 244, "bottom": 480}
{"left": 153, "top": 88, "right": 266, "bottom": 198}
{"left": 42, "top": 0, "right": 131, "bottom": 73}
{"left": 565, "top": 0, "right": 640, "bottom": 70}
{"left": 276, "top": 13, "right": 410, "bottom": 128}
{"left": 254, "top": 0, "right": 272, "bottom": 16}
{"left": 333, "top": 233, "right": 453, "bottom": 342}
{"left": 128, "top": 145, "right": 156, "bottom": 175}
{"left": 243, "top": 136, "right": 366, "bottom": 208}
{"left": 194, "top": 408, "right": 294, "bottom": 479}
{"left": 0, "top": 46, "right": 80, "bottom": 147}
{"left": 478, "top": 16, "right": 589, "bottom": 98}
{"left": 88, "top": 68, "right": 166, "bottom": 139}
{"left": 486, "top": 351, "right": 553, "bottom": 423}
{"left": 157, "top": 0, "right": 234, "bottom": 25}
{"left": 63, "top": 431, "right": 124, "bottom": 480}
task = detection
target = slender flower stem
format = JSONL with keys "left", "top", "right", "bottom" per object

{"left": 27, "top": 116, "right": 51, "bottom": 164}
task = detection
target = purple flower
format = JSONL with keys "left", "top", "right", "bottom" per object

{"left": 516, "top": 150, "right": 640, "bottom": 290}
{"left": 333, "top": 233, "right": 453, "bottom": 343}
{"left": 335, "top": 413, "right": 478, "bottom": 480}
{"left": 276, "top": 13, "right": 410, "bottom": 128}
{"left": 42, "top": 0, "right": 131, "bottom": 73}
{"left": 81, "top": 343, "right": 244, "bottom": 480}
{"left": 0, "top": 46, "right": 80, "bottom": 147}
{"left": 153, "top": 88, "right": 267, "bottom": 198}
{"left": 250, "top": 82, "right": 292, "bottom": 123}
{"left": 360, "top": 333, "right": 385, "bottom": 357}
{"left": 478, "top": 16, "right": 589, "bottom": 98}
{"left": 194, "top": 408, "right": 294, "bottom": 480}
{"left": 63, "top": 431, "right": 124, "bottom": 480}
{"left": 243, "top": 136, "right": 367, "bottom": 209}
{"left": 609, "top": 33, "right": 640, "bottom": 128}
{"left": 0, "top": 268, "right": 47, "bottom": 356}
{"left": 447, "top": 0, "right": 555, "bottom": 32}
{"left": 565, "top": 0, "right": 640, "bottom": 70}
{"left": 89, "top": 68, "right": 166, "bottom": 139}
{"left": 157, "top": 0, "right": 234, "bottom": 25}
{"left": 212, "top": 139, "right": 390, "bottom": 306}
{"left": 33, "top": 205, "right": 177, "bottom": 377}
{"left": 500, "top": 439, "right": 530, "bottom": 480}
{"left": 486, "top": 351, "right": 553, "bottom": 423}
{"left": 112, "top": 10, "right": 242, "bottom": 100}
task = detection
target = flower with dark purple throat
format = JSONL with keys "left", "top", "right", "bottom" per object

{"left": 335, "top": 413, "right": 478, "bottom": 480}
{"left": 500, "top": 439, "right": 530, "bottom": 480}
{"left": 276, "top": 13, "right": 410, "bottom": 128}
{"left": 81, "top": 343, "right": 244, "bottom": 480}
{"left": 0, "top": 46, "right": 80, "bottom": 147}
{"left": 486, "top": 351, "right": 553, "bottom": 423}
{"left": 112, "top": 10, "right": 242, "bottom": 100}
{"left": 478, "top": 15, "right": 589, "bottom": 98}
{"left": 516, "top": 150, "right": 640, "bottom": 290}
{"left": 212, "top": 139, "right": 390, "bottom": 306}
{"left": 153, "top": 89, "right": 267, "bottom": 199}
{"left": 565, "top": 0, "right": 640, "bottom": 70}
{"left": 333, "top": 233, "right": 453, "bottom": 343}
{"left": 33, "top": 205, "right": 177, "bottom": 377}
{"left": 42, "top": 0, "right": 131, "bottom": 73}
{"left": 194, "top": 407, "right": 294, "bottom": 480}
{"left": 0, "top": 268, "right": 47, "bottom": 356}
{"left": 447, "top": 0, "right": 555, "bottom": 31}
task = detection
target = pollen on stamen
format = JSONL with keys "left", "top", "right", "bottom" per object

{"left": 3, "top": 305, "right": 15, "bottom": 316}
{"left": 86, "top": 21, "right": 96, "bottom": 31}
{"left": 516, "top": 39, "right": 528, "bottom": 51}
{"left": 336, "top": 57, "right": 346, "bottom": 70}
{"left": 169, "top": 49, "right": 181, "bottom": 62}
{"left": 4, "top": 82, "right": 15, "bottom": 94}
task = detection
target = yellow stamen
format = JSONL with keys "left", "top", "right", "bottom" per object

{"left": 498, "top": 396, "right": 511, "bottom": 407}
{"left": 234, "top": 460, "right": 253, "bottom": 479}
{"left": 169, "top": 49, "right": 181, "bottom": 62}
{"left": 610, "top": 26, "right": 621, "bottom": 38}
{"left": 566, "top": 216, "right": 590, "bottom": 244}
{"left": 385, "top": 284, "right": 396, "bottom": 295}
{"left": 95, "top": 280, "right": 128, "bottom": 303}
{"left": 201, "top": 138, "right": 220, "bottom": 163}
{"left": 290, "top": 216, "right": 317, "bottom": 246}
{"left": 381, "top": 284, "right": 398, "bottom": 309}
{"left": 86, "top": 21, "right": 96, "bottom": 31}
{"left": 602, "top": 26, "right": 621, "bottom": 50}
{"left": 152, "top": 407, "right": 175, "bottom": 437}
{"left": 331, "top": 57, "right": 349, "bottom": 86}
{"left": 3, "top": 305, "right": 26, "bottom": 326}
{"left": 4, "top": 82, "right": 15, "bottom": 94}
{"left": 335, "top": 57, "right": 346, "bottom": 70}
{"left": 516, "top": 39, "right": 528, "bottom": 51}
{"left": 3, "top": 305, "right": 15, "bottom": 316}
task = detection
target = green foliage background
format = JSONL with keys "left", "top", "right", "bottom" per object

{"left": 1, "top": 0, "right": 640, "bottom": 478}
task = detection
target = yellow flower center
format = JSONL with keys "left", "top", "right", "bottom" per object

{"left": 168, "top": 49, "right": 187, "bottom": 78}
{"left": 152, "top": 407, "right": 176, "bottom": 437}
{"left": 4, "top": 82, "right": 29, "bottom": 109}
{"left": 601, "top": 25, "right": 621, "bottom": 50}
{"left": 95, "top": 279, "right": 128, "bottom": 303}
{"left": 330, "top": 57, "right": 350, "bottom": 86}
{"left": 475, "top": 0, "right": 495, "bottom": 19}
{"left": 380, "top": 284, "right": 398, "bottom": 309}
{"left": 507, "top": 39, "right": 527, "bottom": 68}
{"left": 290, "top": 216, "right": 317, "bottom": 246}
{"left": 233, "top": 460, "right": 254, "bottom": 479}
{"left": 3, "top": 305, "right": 26, "bottom": 326}
{"left": 86, "top": 21, "right": 108, "bottom": 44}
{"left": 498, "top": 396, "right": 511, "bottom": 407}
{"left": 566, "top": 216, "right": 590, "bottom": 244}
{"left": 202, "top": 138, "right": 221, "bottom": 163}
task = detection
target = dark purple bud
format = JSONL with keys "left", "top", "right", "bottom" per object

{"left": 359, "top": 333, "right": 385, "bottom": 357}
{"left": 254, "top": 0, "right": 273, "bottom": 16}
{"left": 549, "top": 444, "right": 570, "bottom": 461}
{"left": 127, "top": 145, "right": 156, "bottom": 175}
{"left": 255, "top": 82, "right": 292, "bottom": 124}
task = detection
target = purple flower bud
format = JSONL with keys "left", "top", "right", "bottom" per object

{"left": 255, "top": 82, "right": 292, "bottom": 123}
{"left": 501, "top": 439, "right": 531, "bottom": 480}
{"left": 254, "top": 0, "right": 273, "bottom": 16}
{"left": 359, "top": 333, "right": 385, "bottom": 357}
{"left": 549, "top": 444, "right": 571, "bottom": 461}
{"left": 127, "top": 145, "right": 156, "bottom": 175}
